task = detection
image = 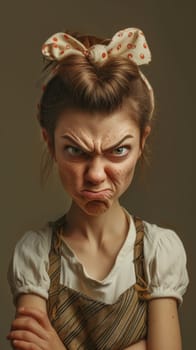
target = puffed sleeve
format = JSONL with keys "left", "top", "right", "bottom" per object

{"left": 7, "top": 225, "right": 52, "bottom": 304}
{"left": 143, "top": 222, "right": 189, "bottom": 305}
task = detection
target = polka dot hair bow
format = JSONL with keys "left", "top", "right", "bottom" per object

{"left": 41, "top": 28, "right": 154, "bottom": 112}
{"left": 42, "top": 28, "right": 151, "bottom": 66}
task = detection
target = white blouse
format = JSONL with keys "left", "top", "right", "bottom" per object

{"left": 8, "top": 211, "right": 189, "bottom": 305}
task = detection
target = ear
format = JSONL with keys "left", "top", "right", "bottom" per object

{"left": 41, "top": 128, "right": 55, "bottom": 158}
{"left": 138, "top": 125, "right": 151, "bottom": 158}
{"left": 141, "top": 125, "right": 151, "bottom": 150}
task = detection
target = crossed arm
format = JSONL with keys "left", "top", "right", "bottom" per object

{"left": 7, "top": 294, "right": 182, "bottom": 350}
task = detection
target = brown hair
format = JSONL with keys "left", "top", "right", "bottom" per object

{"left": 38, "top": 33, "right": 154, "bottom": 180}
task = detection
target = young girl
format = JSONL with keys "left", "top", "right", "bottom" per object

{"left": 7, "top": 27, "right": 189, "bottom": 350}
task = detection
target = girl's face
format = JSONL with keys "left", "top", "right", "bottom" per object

{"left": 44, "top": 108, "right": 150, "bottom": 216}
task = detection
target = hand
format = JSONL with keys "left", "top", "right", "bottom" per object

{"left": 7, "top": 307, "right": 66, "bottom": 350}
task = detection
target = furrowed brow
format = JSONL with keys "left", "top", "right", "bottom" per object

{"left": 61, "top": 135, "right": 91, "bottom": 153}
{"left": 61, "top": 134, "right": 133, "bottom": 154}
{"left": 103, "top": 135, "right": 133, "bottom": 152}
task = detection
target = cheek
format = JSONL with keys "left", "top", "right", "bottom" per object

{"left": 122, "top": 165, "right": 136, "bottom": 185}
{"left": 57, "top": 161, "right": 83, "bottom": 185}
{"left": 109, "top": 161, "right": 136, "bottom": 185}
{"left": 56, "top": 161, "right": 72, "bottom": 180}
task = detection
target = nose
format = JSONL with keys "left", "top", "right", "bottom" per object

{"left": 84, "top": 156, "right": 107, "bottom": 185}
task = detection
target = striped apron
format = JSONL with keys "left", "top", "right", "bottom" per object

{"left": 47, "top": 216, "right": 150, "bottom": 349}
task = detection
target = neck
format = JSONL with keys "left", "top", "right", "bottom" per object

{"left": 65, "top": 201, "right": 128, "bottom": 243}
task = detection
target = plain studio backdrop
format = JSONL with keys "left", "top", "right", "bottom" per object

{"left": 0, "top": 1, "right": 194, "bottom": 349}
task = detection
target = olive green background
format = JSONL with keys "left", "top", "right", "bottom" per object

{"left": 1, "top": 1, "right": 194, "bottom": 349}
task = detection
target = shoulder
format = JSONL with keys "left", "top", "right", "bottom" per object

{"left": 15, "top": 223, "right": 53, "bottom": 253}
{"left": 8, "top": 223, "right": 53, "bottom": 303}
{"left": 141, "top": 220, "right": 189, "bottom": 304}
{"left": 12, "top": 223, "right": 53, "bottom": 265}
{"left": 143, "top": 220, "right": 186, "bottom": 260}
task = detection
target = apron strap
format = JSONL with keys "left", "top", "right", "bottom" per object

{"left": 133, "top": 216, "right": 151, "bottom": 299}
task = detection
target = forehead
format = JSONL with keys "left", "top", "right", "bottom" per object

{"left": 55, "top": 108, "right": 140, "bottom": 140}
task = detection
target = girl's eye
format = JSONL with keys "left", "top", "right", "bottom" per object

{"left": 111, "top": 146, "right": 129, "bottom": 156}
{"left": 65, "top": 146, "right": 84, "bottom": 156}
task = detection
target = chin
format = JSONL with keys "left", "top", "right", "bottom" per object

{"left": 82, "top": 200, "right": 110, "bottom": 216}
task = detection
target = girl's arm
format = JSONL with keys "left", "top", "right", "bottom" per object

{"left": 7, "top": 293, "right": 66, "bottom": 350}
{"left": 124, "top": 298, "right": 182, "bottom": 350}
{"left": 8, "top": 296, "right": 182, "bottom": 350}
{"left": 147, "top": 298, "right": 182, "bottom": 350}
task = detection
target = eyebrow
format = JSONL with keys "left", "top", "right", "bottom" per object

{"left": 61, "top": 134, "right": 133, "bottom": 153}
{"left": 103, "top": 135, "right": 133, "bottom": 151}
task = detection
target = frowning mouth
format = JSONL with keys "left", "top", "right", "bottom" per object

{"left": 81, "top": 189, "right": 113, "bottom": 200}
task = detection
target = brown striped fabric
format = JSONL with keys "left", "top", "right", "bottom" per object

{"left": 47, "top": 216, "right": 150, "bottom": 349}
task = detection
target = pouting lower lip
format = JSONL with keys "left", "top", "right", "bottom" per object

{"left": 81, "top": 190, "right": 112, "bottom": 200}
